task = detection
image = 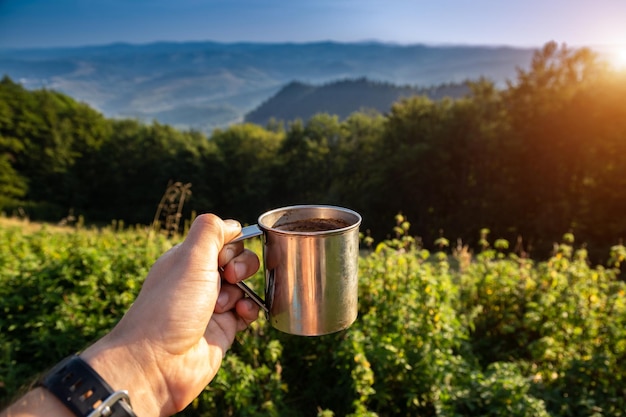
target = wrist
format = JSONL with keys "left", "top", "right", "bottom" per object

{"left": 0, "top": 387, "right": 76, "bottom": 417}
{"left": 80, "top": 334, "right": 170, "bottom": 417}
{"left": 39, "top": 355, "right": 136, "bottom": 417}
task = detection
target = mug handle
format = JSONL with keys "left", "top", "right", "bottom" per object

{"left": 229, "top": 225, "right": 269, "bottom": 314}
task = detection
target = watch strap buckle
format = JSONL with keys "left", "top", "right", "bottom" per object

{"left": 87, "top": 390, "right": 133, "bottom": 417}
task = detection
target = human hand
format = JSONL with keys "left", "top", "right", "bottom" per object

{"left": 80, "top": 214, "right": 261, "bottom": 417}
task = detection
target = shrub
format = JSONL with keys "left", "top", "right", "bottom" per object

{"left": 1, "top": 219, "right": 625, "bottom": 416}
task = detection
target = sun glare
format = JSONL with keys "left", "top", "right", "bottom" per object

{"left": 609, "top": 46, "right": 626, "bottom": 70}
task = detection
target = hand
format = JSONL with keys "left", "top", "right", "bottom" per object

{"left": 80, "top": 214, "right": 261, "bottom": 416}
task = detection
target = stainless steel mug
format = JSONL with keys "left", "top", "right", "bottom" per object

{"left": 231, "top": 205, "right": 362, "bottom": 336}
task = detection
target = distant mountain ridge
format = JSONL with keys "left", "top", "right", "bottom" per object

{"left": 245, "top": 78, "right": 470, "bottom": 125}
{"left": 0, "top": 41, "right": 537, "bottom": 132}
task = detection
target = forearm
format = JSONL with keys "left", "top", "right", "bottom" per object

{"left": 0, "top": 388, "right": 74, "bottom": 417}
{"left": 1, "top": 338, "right": 164, "bottom": 417}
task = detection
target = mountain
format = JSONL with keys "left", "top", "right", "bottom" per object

{"left": 245, "top": 78, "right": 471, "bottom": 125}
{"left": 0, "top": 41, "right": 536, "bottom": 132}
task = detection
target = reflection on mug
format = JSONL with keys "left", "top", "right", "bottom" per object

{"left": 232, "top": 205, "right": 361, "bottom": 336}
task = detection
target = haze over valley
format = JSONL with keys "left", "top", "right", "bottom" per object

{"left": 0, "top": 41, "right": 536, "bottom": 132}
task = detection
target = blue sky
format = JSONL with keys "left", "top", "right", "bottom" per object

{"left": 1, "top": 0, "right": 625, "bottom": 49}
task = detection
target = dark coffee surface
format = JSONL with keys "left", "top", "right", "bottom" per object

{"left": 275, "top": 217, "right": 351, "bottom": 232}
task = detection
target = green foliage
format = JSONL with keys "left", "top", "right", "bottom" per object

{"left": 210, "top": 123, "right": 284, "bottom": 220}
{"left": 2, "top": 219, "right": 625, "bottom": 416}
{"left": 3, "top": 42, "right": 626, "bottom": 415}
{"left": 2, "top": 43, "right": 626, "bottom": 255}
{"left": 0, "top": 220, "right": 172, "bottom": 403}
{"left": 455, "top": 231, "right": 626, "bottom": 417}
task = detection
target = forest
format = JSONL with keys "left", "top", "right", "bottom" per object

{"left": 1, "top": 41, "right": 626, "bottom": 261}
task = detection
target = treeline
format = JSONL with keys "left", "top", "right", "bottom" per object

{"left": 244, "top": 78, "right": 469, "bottom": 126}
{"left": 1, "top": 42, "right": 625, "bottom": 260}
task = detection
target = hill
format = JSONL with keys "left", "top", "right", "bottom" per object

{"left": 0, "top": 41, "right": 536, "bottom": 132}
{"left": 244, "top": 78, "right": 470, "bottom": 125}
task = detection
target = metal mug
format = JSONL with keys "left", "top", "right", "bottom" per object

{"left": 230, "top": 205, "right": 362, "bottom": 336}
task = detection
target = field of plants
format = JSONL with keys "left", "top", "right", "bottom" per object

{"left": 1, "top": 216, "right": 625, "bottom": 416}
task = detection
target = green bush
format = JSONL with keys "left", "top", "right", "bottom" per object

{"left": 0, "top": 220, "right": 172, "bottom": 402}
{"left": 1, "top": 219, "right": 625, "bottom": 416}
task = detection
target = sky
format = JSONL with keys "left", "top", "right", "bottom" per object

{"left": 1, "top": 0, "right": 625, "bottom": 50}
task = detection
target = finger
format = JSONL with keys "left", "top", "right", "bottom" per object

{"left": 205, "top": 312, "right": 239, "bottom": 354}
{"left": 222, "top": 219, "right": 243, "bottom": 244}
{"left": 153, "top": 214, "right": 241, "bottom": 326}
{"left": 215, "top": 282, "right": 244, "bottom": 313}
{"left": 234, "top": 298, "right": 261, "bottom": 330}
{"left": 218, "top": 241, "right": 244, "bottom": 268}
{"left": 204, "top": 299, "right": 261, "bottom": 356}
{"left": 220, "top": 249, "right": 261, "bottom": 284}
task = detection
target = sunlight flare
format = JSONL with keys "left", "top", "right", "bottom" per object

{"left": 608, "top": 45, "right": 626, "bottom": 70}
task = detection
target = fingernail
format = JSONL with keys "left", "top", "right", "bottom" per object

{"left": 224, "top": 219, "right": 241, "bottom": 231}
{"left": 234, "top": 261, "right": 247, "bottom": 279}
{"left": 217, "top": 290, "right": 229, "bottom": 308}
{"left": 223, "top": 245, "right": 236, "bottom": 261}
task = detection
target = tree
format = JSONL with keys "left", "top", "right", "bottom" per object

{"left": 330, "top": 111, "right": 385, "bottom": 218}
{"left": 503, "top": 41, "right": 614, "bottom": 250}
{"left": 209, "top": 123, "right": 284, "bottom": 222}
{"left": 273, "top": 114, "right": 343, "bottom": 206}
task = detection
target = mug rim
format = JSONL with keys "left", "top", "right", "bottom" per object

{"left": 258, "top": 204, "right": 362, "bottom": 236}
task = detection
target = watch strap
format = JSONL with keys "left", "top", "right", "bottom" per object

{"left": 39, "top": 355, "right": 136, "bottom": 417}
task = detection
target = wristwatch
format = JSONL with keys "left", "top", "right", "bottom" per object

{"left": 39, "top": 355, "right": 137, "bottom": 417}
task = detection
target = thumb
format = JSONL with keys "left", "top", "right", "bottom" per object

{"left": 181, "top": 214, "right": 242, "bottom": 265}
